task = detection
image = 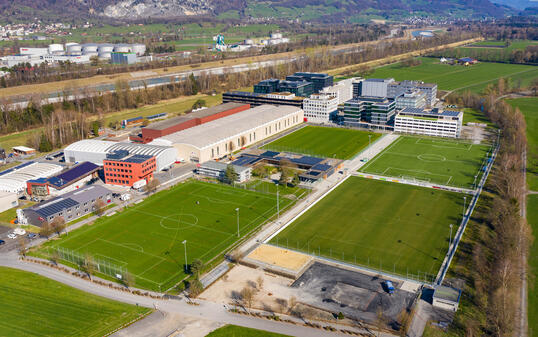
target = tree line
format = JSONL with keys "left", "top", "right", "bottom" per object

{"left": 446, "top": 90, "right": 530, "bottom": 336}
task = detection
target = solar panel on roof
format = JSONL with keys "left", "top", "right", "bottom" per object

{"left": 35, "top": 198, "right": 79, "bottom": 218}
{"left": 260, "top": 151, "right": 280, "bottom": 158}
{"left": 232, "top": 156, "right": 262, "bottom": 166}
{"left": 48, "top": 162, "right": 99, "bottom": 188}
{"left": 311, "top": 163, "right": 332, "bottom": 171}
{"left": 291, "top": 156, "right": 324, "bottom": 166}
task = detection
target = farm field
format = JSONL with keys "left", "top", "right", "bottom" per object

{"left": 0, "top": 267, "right": 149, "bottom": 337}
{"left": 506, "top": 97, "right": 538, "bottom": 190}
{"left": 526, "top": 195, "right": 538, "bottom": 336}
{"left": 206, "top": 325, "right": 290, "bottom": 337}
{"left": 38, "top": 180, "right": 294, "bottom": 291}
{"left": 359, "top": 136, "right": 491, "bottom": 189}
{"left": 262, "top": 126, "right": 381, "bottom": 159}
{"left": 366, "top": 57, "right": 538, "bottom": 93}
{"left": 270, "top": 177, "right": 464, "bottom": 281}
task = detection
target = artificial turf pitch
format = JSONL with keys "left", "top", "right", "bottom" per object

{"left": 0, "top": 267, "right": 149, "bottom": 337}
{"left": 41, "top": 180, "right": 292, "bottom": 291}
{"left": 359, "top": 136, "right": 491, "bottom": 188}
{"left": 270, "top": 177, "right": 464, "bottom": 280}
{"left": 262, "top": 125, "right": 381, "bottom": 160}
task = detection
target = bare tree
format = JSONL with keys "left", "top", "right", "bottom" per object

{"left": 145, "top": 178, "right": 160, "bottom": 194}
{"left": 256, "top": 276, "right": 264, "bottom": 290}
{"left": 240, "top": 286, "right": 255, "bottom": 310}
{"left": 51, "top": 216, "right": 66, "bottom": 235}
{"left": 93, "top": 199, "right": 106, "bottom": 217}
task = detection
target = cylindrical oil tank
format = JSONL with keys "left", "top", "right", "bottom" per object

{"left": 48, "top": 43, "right": 63, "bottom": 54}
{"left": 83, "top": 51, "right": 98, "bottom": 58}
{"left": 82, "top": 43, "right": 99, "bottom": 53}
{"left": 98, "top": 52, "right": 112, "bottom": 59}
{"left": 98, "top": 43, "right": 114, "bottom": 53}
{"left": 131, "top": 43, "right": 146, "bottom": 56}
{"left": 66, "top": 44, "right": 82, "bottom": 55}
{"left": 114, "top": 44, "right": 131, "bottom": 53}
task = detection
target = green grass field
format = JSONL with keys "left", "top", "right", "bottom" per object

{"left": 270, "top": 177, "right": 464, "bottom": 280}
{"left": 366, "top": 57, "right": 538, "bottom": 93}
{"left": 527, "top": 195, "right": 538, "bottom": 336}
{"left": 38, "top": 180, "right": 294, "bottom": 291}
{"left": 206, "top": 325, "right": 289, "bottom": 337}
{"left": 506, "top": 97, "right": 538, "bottom": 191}
{"left": 0, "top": 267, "right": 149, "bottom": 336}
{"left": 262, "top": 126, "right": 381, "bottom": 159}
{"left": 463, "top": 108, "right": 495, "bottom": 127}
{"left": 359, "top": 136, "right": 491, "bottom": 188}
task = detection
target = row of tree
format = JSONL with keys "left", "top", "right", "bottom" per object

{"left": 447, "top": 90, "right": 530, "bottom": 336}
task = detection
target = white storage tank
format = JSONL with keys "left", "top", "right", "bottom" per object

{"left": 82, "top": 43, "right": 99, "bottom": 53}
{"left": 131, "top": 44, "right": 146, "bottom": 56}
{"left": 48, "top": 43, "right": 64, "bottom": 54}
{"left": 98, "top": 52, "right": 112, "bottom": 60}
{"left": 114, "top": 44, "right": 131, "bottom": 53}
{"left": 84, "top": 51, "right": 99, "bottom": 58}
{"left": 98, "top": 43, "right": 114, "bottom": 53}
{"left": 66, "top": 44, "right": 82, "bottom": 55}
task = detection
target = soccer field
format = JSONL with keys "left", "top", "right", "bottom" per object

{"left": 40, "top": 180, "right": 294, "bottom": 291}
{"left": 270, "top": 177, "right": 464, "bottom": 281}
{"left": 0, "top": 267, "right": 149, "bottom": 337}
{"left": 359, "top": 136, "right": 491, "bottom": 188}
{"left": 262, "top": 126, "right": 381, "bottom": 159}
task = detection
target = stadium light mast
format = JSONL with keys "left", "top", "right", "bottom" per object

{"left": 236, "top": 208, "right": 240, "bottom": 238}
{"left": 463, "top": 196, "right": 467, "bottom": 219}
{"left": 449, "top": 224, "right": 453, "bottom": 252}
{"left": 275, "top": 182, "right": 280, "bottom": 220}
{"left": 182, "top": 240, "right": 188, "bottom": 273}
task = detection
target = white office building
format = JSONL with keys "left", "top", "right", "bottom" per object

{"left": 354, "top": 78, "right": 395, "bottom": 98}
{"left": 394, "top": 108, "right": 463, "bottom": 138}
{"left": 197, "top": 161, "right": 251, "bottom": 183}
{"left": 320, "top": 77, "right": 361, "bottom": 104}
{"left": 395, "top": 90, "right": 427, "bottom": 110}
{"left": 388, "top": 80, "right": 438, "bottom": 107}
{"left": 303, "top": 93, "right": 339, "bottom": 124}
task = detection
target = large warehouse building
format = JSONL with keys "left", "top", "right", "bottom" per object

{"left": 0, "top": 162, "right": 63, "bottom": 193}
{"left": 151, "top": 105, "right": 304, "bottom": 163}
{"left": 64, "top": 140, "right": 177, "bottom": 171}
{"left": 131, "top": 103, "right": 250, "bottom": 143}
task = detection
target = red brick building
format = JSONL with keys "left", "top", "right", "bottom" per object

{"left": 103, "top": 150, "right": 156, "bottom": 187}
{"left": 130, "top": 102, "right": 250, "bottom": 143}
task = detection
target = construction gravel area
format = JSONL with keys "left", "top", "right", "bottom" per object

{"left": 292, "top": 262, "right": 416, "bottom": 327}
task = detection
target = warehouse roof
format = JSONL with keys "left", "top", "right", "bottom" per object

{"left": 65, "top": 140, "right": 174, "bottom": 158}
{"left": 0, "top": 162, "right": 63, "bottom": 193}
{"left": 146, "top": 102, "right": 247, "bottom": 131}
{"left": 27, "top": 161, "right": 100, "bottom": 189}
{"left": 158, "top": 105, "right": 302, "bottom": 150}
{"left": 64, "top": 139, "right": 114, "bottom": 154}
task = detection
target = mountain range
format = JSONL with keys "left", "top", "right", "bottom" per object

{"left": 0, "top": 0, "right": 530, "bottom": 21}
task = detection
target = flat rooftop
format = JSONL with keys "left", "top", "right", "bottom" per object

{"left": 145, "top": 102, "right": 247, "bottom": 131}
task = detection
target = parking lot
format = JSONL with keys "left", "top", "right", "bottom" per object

{"left": 292, "top": 262, "right": 417, "bottom": 327}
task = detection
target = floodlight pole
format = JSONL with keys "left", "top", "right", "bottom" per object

{"left": 463, "top": 196, "right": 467, "bottom": 219}
{"left": 276, "top": 183, "right": 280, "bottom": 220}
{"left": 182, "top": 240, "right": 187, "bottom": 273}
{"left": 368, "top": 134, "right": 372, "bottom": 156}
{"left": 473, "top": 174, "right": 478, "bottom": 190}
{"left": 449, "top": 224, "right": 453, "bottom": 252}
{"left": 236, "top": 208, "right": 240, "bottom": 238}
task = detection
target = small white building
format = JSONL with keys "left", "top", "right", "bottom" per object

{"left": 197, "top": 161, "right": 251, "bottom": 183}
{"left": 432, "top": 285, "right": 462, "bottom": 312}
{"left": 303, "top": 93, "right": 339, "bottom": 124}
{"left": 394, "top": 108, "right": 463, "bottom": 138}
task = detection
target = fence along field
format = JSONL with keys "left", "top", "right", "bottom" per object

{"left": 270, "top": 176, "right": 466, "bottom": 283}
{"left": 359, "top": 136, "right": 492, "bottom": 189}
{"left": 39, "top": 180, "right": 297, "bottom": 291}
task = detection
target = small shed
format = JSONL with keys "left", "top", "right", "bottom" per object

{"left": 432, "top": 285, "right": 462, "bottom": 312}
{"left": 12, "top": 146, "right": 36, "bottom": 156}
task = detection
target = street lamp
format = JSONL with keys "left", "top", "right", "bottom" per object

{"left": 236, "top": 208, "right": 240, "bottom": 238}
{"left": 275, "top": 182, "right": 280, "bottom": 220}
{"left": 182, "top": 240, "right": 188, "bottom": 273}
{"left": 463, "top": 196, "right": 467, "bottom": 219}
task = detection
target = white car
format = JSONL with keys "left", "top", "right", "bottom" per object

{"left": 13, "top": 228, "right": 26, "bottom": 236}
{"left": 7, "top": 233, "right": 17, "bottom": 239}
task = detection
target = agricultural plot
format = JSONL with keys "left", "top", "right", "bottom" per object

{"left": 39, "top": 180, "right": 294, "bottom": 291}
{"left": 270, "top": 177, "right": 465, "bottom": 281}
{"left": 506, "top": 97, "right": 538, "bottom": 190}
{"left": 359, "top": 136, "right": 491, "bottom": 188}
{"left": 0, "top": 267, "right": 149, "bottom": 337}
{"left": 262, "top": 126, "right": 381, "bottom": 159}
{"left": 366, "top": 57, "right": 538, "bottom": 93}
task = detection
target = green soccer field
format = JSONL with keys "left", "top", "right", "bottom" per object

{"left": 0, "top": 267, "right": 149, "bottom": 337}
{"left": 270, "top": 177, "right": 465, "bottom": 281}
{"left": 262, "top": 126, "right": 381, "bottom": 159}
{"left": 359, "top": 136, "right": 491, "bottom": 188}
{"left": 39, "top": 180, "right": 294, "bottom": 291}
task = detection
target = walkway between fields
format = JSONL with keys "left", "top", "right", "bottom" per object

{"left": 0, "top": 252, "right": 394, "bottom": 337}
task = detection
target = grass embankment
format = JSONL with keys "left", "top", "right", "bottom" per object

{"left": 0, "top": 266, "right": 150, "bottom": 337}
{"left": 206, "top": 325, "right": 290, "bottom": 337}
{"left": 271, "top": 177, "right": 463, "bottom": 280}
{"left": 262, "top": 126, "right": 380, "bottom": 159}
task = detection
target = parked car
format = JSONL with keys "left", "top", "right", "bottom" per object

{"left": 13, "top": 228, "right": 26, "bottom": 236}
{"left": 7, "top": 233, "right": 17, "bottom": 239}
{"left": 27, "top": 233, "right": 37, "bottom": 239}
{"left": 383, "top": 280, "right": 395, "bottom": 295}
{"left": 0, "top": 239, "right": 5, "bottom": 245}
